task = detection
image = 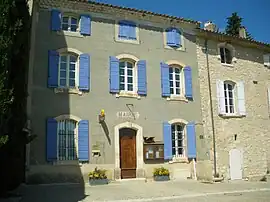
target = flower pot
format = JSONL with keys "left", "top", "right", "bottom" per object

{"left": 154, "top": 175, "right": 170, "bottom": 181}
{"left": 89, "top": 179, "right": 109, "bottom": 186}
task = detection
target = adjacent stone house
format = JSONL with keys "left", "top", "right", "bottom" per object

{"left": 196, "top": 22, "right": 270, "bottom": 180}
{"left": 26, "top": 0, "right": 205, "bottom": 183}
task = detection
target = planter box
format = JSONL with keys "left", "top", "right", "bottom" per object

{"left": 154, "top": 175, "right": 170, "bottom": 181}
{"left": 89, "top": 179, "right": 109, "bottom": 186}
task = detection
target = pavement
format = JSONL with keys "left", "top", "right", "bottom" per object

{"left": 1, "top": 180, "right": 270, "bottom": 202}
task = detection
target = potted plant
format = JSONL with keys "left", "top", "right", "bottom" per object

{"left": 153, "top": 167, "right": 170, "bottom": 181}
{"left": 88, "top": 167, "right": 109, "bottom": 186}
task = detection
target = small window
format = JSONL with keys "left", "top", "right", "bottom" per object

{"left": 171, "top": 123, "right": 185, "bottom": 158}
{"left": 57, "top": 119, "right": 77, "bottom": 161}
{"left": 119, "top": 60, "right": 135, "bottom": 92}
{"left": 169, "top": 66, "right": 184, "bottom": 96}
{"left": 62, "top": 16, "right": 78, "bottom": 32}
{"left": 220, "top": 47, "right": 232, "bottom": 64}
{"left": 59, "top": 53, "right": 78, "bottom": 88}
{"left": 118, "top": 21, "right": 137, "bottom": 41}
{"left": 224, "top": 81, "right": 236, "bottom": 114}
{"left": 165, "top": 28, "right": 182, "bottom": 48}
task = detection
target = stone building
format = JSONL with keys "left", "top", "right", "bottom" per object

{"left": 26, "top": 0, "right": 206, "bottom": 183}
{"left": 196, "top": 22, "right": 270, "bottom": 180}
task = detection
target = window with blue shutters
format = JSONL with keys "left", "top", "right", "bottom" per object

{"left": 171, "top": 123, "right": 186, "bottom": 158}
{"left": 165, "top": 28, "right": 182, "bottom": 48}
{"left": 59, "top": 54, "right": 78, "bottom": 88}
{"left": 62, "top": 16, "right": 78, "bottom": 32}
{"left": 116, "top": 21, "right": 139, "bottom": 44}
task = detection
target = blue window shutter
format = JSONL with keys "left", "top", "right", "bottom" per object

{"left": 80, "top": 15, "right": 91, "bottom": 35}
{"left": 118, "top": 23, "right": 128, "bottom": 38}
{"left": 79, "top": 53, "right": 90, "bottom": 91}
{"left": 216, "top": 80, "right": 226, "bottom": 115}
{"left": 163, "top": 122, "right": 172, "bottom": 160}
{"left": 109, "top": 56, "right": 120, "bottom": 93}
{"left": 137, "top": 60, "right": 147, "bottom": 95}
{"left": 128, "top": 24, "right": 136, "bottom": 40}
{"left": 184, "top": 66, "right": 193, "bottom": 99}
{"left": 166, "top": 29, "right": 176, "bottom": 46}
{"left": 160, "top": 62, "right": 170, "bottom": 97}
{"left": 46, "top": 118, "right": 57, "bottom": 162}
{"left": 78, "top": 120, "right": 89, "bottom": 162}
{"left": 48, "top": 50, "right": 59, "bottom": 88}
{"left": 187, "top": 122, "right": 196, "bottom": 158}
{"left": 174, "top": 29, "right": 181, "bottom": 47}
{"left": 237, "top": 81, "right": 246, "bottom": 115}
{"left": 51, "top": 9, "right": 62, "bottom": 31}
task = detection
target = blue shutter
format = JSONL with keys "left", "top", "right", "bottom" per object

{"left": 48, "top": 50, "right": 59, "bottom": 88}
{"left": 187, "top": 122, "right": 196, "bottom": 158}
{"left": 79, "top": 53, "right": 90, "bottom": 91}
{"left": 163, "top": 122, "right": 172, "bottom": 160}
{"left": 46, "top": 118, "right": 58, "bottom": 162}
{"left": 184, "top": 66, "right": 193, "bottom": 99}
{"left": 166, "top": 29, "right": 176, "bottom": 46}
{"left": 109, "top": 56, "right": 120, "bottom": 93}
{"left": 78, "top": 120, "right": 89, "bottom": 161}
{"left": 137, "top": 60, "right": 147, "bottom": 95}
{"left": 80, "top": 15, "right": 91, "bottom": 35}
{"left": 118, "top": 23, "right": 129, "bottom": 39}
{"left": 51, "top": 9, "right": 62, "bottom": 31}
{"left": 174, "top": 29, "right": 181, "bottom": 47}
{"left": 160, "top": 62, "right": 170, "bottom": 97}
{"left": 128, "top": 24, "right": 136, "bottom": 40}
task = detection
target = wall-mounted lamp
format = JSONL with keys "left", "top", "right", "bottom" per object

{"left": 98, "top": 109, "right": 105, "bottom": 123}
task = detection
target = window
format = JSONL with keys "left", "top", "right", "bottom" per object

{"left": 224, "top": 82, "right": 236, "bottom": 114}
{"left": 59, "top": 53, "right": 78, "bottom": 88}
{"left": 220, "top": 47, "right": 232, "bottom": 64}
{"left": 263, "top": 54, "right": 270, "bottom": 67}
{"left": 119, "top": 60, "right": 134, "bottom": 92}
{"left": 165, "top": 28, "right": 182, "bottom": 48}
{"left": 115, "top": 21, "right": 139, "bottom": 44}
{"left": 57, "top": 119, "right": 77, "bottom": 161}
{"left": 169, "top": 66, "right": 183, "bottom": 95}
{"left": 61, "top": 16, "right": 78, "bottom": 32}
{"left": 171, "top": 123, "right": 185, "bottom": 158}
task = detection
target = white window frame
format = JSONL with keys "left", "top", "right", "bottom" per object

{"left": 171, "top": 123, "right": 186, "bottom": 158}
{"left": 57, "top": 119, "right": 78, "bottom": 161}
{"left": 119, "top": 60, "right": 135, "bottom": 92}
{"left": 224, "top": 81, "right": 236, "bottom": 115}
{"left": 217, "top": 43, "right": 236, "bottom": 66}
{"left": 169, "top": 66, "right": 185, "bottom": 97}
{"left": 114, "top": 20, "right": 140, "bottom": 45}
{"left": 58, "top": 53, "right": 79, "bottom": 89}
{"left": 263, "top": 54, "right": 270, "bottom": 67}
{"left": 61, "top": 15, "right": 79, "bottom": 32}
{"left": 163, "top": 28, "right": 185, "bottom": 51}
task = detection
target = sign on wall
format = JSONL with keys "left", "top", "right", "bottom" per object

{"left": 116, "top": 111, "right": 140, "bottom": 120}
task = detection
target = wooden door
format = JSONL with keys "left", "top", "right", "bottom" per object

{"left": 229, "top": 148, "right": 243, "bottom": 180}
{"left": 120, "top": 128, "right": 137, "bottom": 179}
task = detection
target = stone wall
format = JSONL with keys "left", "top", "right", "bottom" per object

{"left": 196, "top": 37, "right": 270, "bottom": 180}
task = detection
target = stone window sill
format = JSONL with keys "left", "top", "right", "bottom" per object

{"left": 57, "top": 30, "right": 84, "bottom": 38}
{"left": 52, "top": 160, "right": 87, "bottom": 166}
{"left": 166, "top": 95, "right": 188, "bottom": 102}
{"left": 54, "top": 87, "right": 84, "bottom": 95}
{"left": 114, "top": 37, "right": 140, "bottom": 45}
{"left": 164, "top": 45, "right": 186, "bottom": 52}
{"left": 168, "top": 157, "right": 188, "bottom": 164}
{"left": 116, "top": 91, "right": 141, "bottom": 100}
{"left": 219, "top": 114, "right": 246, "bottom": 118}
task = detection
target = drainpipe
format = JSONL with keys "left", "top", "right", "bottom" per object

{"left": 204, "top": 39, "right": 217, "bottom": 177}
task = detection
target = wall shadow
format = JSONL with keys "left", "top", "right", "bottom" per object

{"left": 23, "top": 1, "right": 87, "bottom": 202}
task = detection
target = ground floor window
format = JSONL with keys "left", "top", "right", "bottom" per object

{"left": 171, "top": 123, "right": 185, "bottom": 157}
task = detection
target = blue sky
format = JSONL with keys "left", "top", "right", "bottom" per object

{"left": 96, "top": 0, "right": 270, "bottom": 44}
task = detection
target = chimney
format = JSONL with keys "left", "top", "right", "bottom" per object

{"left": 204, "top": 21, "right": 217, "bottom": 32}
{"left": 239, "top": 26, "right": 247, "bottom": 38}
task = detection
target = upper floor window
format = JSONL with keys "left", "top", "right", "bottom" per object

{"left": 119, "top": 60, "right": 134, "bottom": 92}
{"left": 46, "top": 116, "right": 89, "bottom": 162}
{"left": 115, "top": 21, "right": 139, "bottom": 44}
{"left": 51, "top": 9, "right": 91, "bottom": 36}
{"left": 109, "top": 55, "right": 146, "bottom": 97}
{"left": 59, "top": 54, "right": 78, "bottom": 88}
{"left": 61, "top": 16, "right": 78, "bottom": 32}
{"left": 216, "top": 80, "right": 246, "bottom": 116}
{"left": 263, "top": 54, "right": 270, "bottom": 67}
{"left": 164, "top": 28, "right": 184, "bottom": 51}
{"left": 48, "top": 49, "right": 90, "bottom": 92}
{"left": 169, "top": 66, "right": 184, "bottom": 96}
{"left": 220, "top": 47, "right": 232, "bottom": 64}
{"left": 161, "top": 62, "right": 193, "bottom": 100}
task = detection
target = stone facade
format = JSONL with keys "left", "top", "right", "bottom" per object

{"left": 196, "top": 36, "right": 270, "bottom": 180}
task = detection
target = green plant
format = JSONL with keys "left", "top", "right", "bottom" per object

{"left": 153, "top": 167, "right": 170, "bottom": 176}
{"left": 88, "top": 167, "right": 107, "bottom": 180}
